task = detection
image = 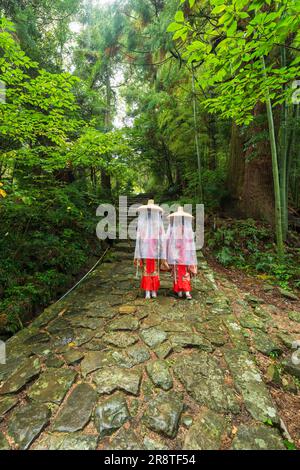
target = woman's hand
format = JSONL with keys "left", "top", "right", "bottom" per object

{"left": 188, "top": 265, "right": 197, "bottom": 276}
{"left": 160, "top": 259, "right": 170, "bottom": 271}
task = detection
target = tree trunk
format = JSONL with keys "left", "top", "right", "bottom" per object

{"left": 53, "top": 168, "right": 75, "bottom": 184}
{"left": 192, "top": 68, "right": 203, "bottom": 202}
{"left": 227, "top": 107, "right": 275, "bottom": 225}
{"left": 161, "top": 140, "right": 174, "bottom": 187}
{"left": 227, "top": 122, "right": 245, "bottom": 206}
{"left": 207, "top": 115, "right": 217, "bottom": 170}
{"left": 101, "top": 169, "right": 112, "bottom": 195}
{"left": 101, "top": 70, "right": 112, "bottom": 197}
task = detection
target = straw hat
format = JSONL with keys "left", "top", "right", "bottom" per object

{"left": 168, "top": 206, "right": 194, "bottom": 219}
{"left": 137, "top": 199, "right": 163, "bottom": 212}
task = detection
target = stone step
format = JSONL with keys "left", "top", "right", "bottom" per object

{"left": 1, "top": 243, "right": 290, "bottom": 452}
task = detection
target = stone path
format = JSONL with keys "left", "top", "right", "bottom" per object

{"left": 0, "top": 241, "right": 299, "bottom": 450}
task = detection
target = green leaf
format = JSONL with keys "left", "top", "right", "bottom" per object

{"left": 211, "top": 5, "right": 226, "bottom": 15}
{"left": 227, "top": 20, "right": 237, "bottom": 36}
{"left": 219, "top": 12, "right": 232, "bottom": 25}
{"left": 175, "top": 11, "right": 184, "bottom": 23}
{"left": 167, "top": 22, "right": 182, "bottom": 33}
{"left": 173, "top": 29, "right": 187, "bottom": 41}
{"left": 239, "top": 12, "right": 250, "bottom": 19}
{"left": 264, "top": 418, "right": 273, "bottom": 426}
{"left": 283, "top": 440, "right": 297, "bottom": 451}
{"left": 291, "top": 56, "right": 300, "bottom": 66}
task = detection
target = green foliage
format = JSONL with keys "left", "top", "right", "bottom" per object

{"left": 0, "top": 0, "right": 81, "bottom": 70}
{"left": 0, "top": 16, "right": 136, "bottom": 334}
{"left": 169, "top": 0, "right": 300, "bottom": 124}
{"left": 283, "top": 440, "right": 297, "bottom": 450}
{"left": 207, "top": 219, "right": 299, "bottom": 289}
{"left": 269, "top": 350, "right": 281, "bottom": 359}
{"left": 0, "top": 180, "right": 101, "bottom": 334}
{"left": 123, "top": 60, "right": 229, "bottom": 199}
{"left": 1, "top": 0, "right": 300, "bottom": 335}
{"left": 263, "top": 418, "right": 274, "bottom": 427}
{"left": 71, "top": 128, "right": 132, "bottom": 171}
{"left": 0, "top": 17, "right": 82, "bottom": 176}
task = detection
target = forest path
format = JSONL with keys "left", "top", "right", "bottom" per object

{"left": 0, "top": 241, "right": 299, "bottom": 450}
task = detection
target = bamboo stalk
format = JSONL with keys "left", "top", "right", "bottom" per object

{"left": 261, "top": 56, "right": 284, "bottom": 259}
{"left": 279, "top": 45, "right": 288, "bottom": 241}
{"left": 192, "top": 66, "right": 204, "bottom": 203}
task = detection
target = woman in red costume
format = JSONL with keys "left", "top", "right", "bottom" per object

{"left": 167, "top": 207, "right": 197, "bottom": 300}
{"left": 134, "top": 200, "right": 167, "bottom": 299}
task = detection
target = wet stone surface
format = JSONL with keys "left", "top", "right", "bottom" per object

{"left": 126, "top": 344, "right": 151, "bottom": 366}
{"left": 94, "top": 393, "right": 130, "bottom": 438}
{"left": 283, "top": 357, "right": 300, "bottom": 379}
{"left": 0, "top": 357, "right": 41, "bottom": 395}
{"left": 250, "top": 329, "right": 282, "bottom": 356}
{"left": 104, "top": 427, "right": 143, "bottom": 450}
{"left": 62, "top": 349, "right": 84, "bottom": 365}
{"left": 45, "top": 355, "right": 64, "bottom": 368}
{"left": 28, "top": 368, "right": 77, "bottom": 404}
{"left": 174, "top": 352, "right": 239, "bottom": 414}
{"left": 224, "top": 349, "right": 279, "bottom": 423}
{"left": 143, "top": 435, "right": 168, "bottom": 450}
{"left": 24, "top": 332, "right": 50, "bottom": 345}
{"left": 231, "top": 424, "right": 285, "bottom": 450}
{"left": 154, "top": 340, "right": 173, "bottom": 359}
{"left": 140, "top": 327, "right": 168, "bottom": 348}
{"left": 0, "top": 243, "right": 288, "bottom": 450}
{"left": 8, "top": 403, "right": 51, "bottom": 449}
{"left": 0, "top": 358, "right": 24, "bottom": 382}
{"left": 0, "top": 396, "right": 18, "bottom": 421}
{"left": 102, "top": 331, "right": 139, "bottom": 348}
{"left": 50, "top": 328, "right": 75, "bottom": 350}
{"left": 47, "top": 318, "right": 70, "bottom": 334}
{"left": 107, "top": 315, "right": 139, "bottom": 331}
{"left": 146, "top": 360, "right": 173, "bottom": 390}
{"left": 92, "top": 366, "right": 142, "bottom": 396}
{"left": 68, "top": 316, "right": 105, "bottom": 330}
{"left": 239, "top": 312, "right": 266, "bottom": 331}
{"left": 35, "top": 432, "right": 99, "bottom": 450}
{"left": 183, "top": 409, "right": 227, "bottom": 450}
{"left": 52, "top": 383, "right": 97, "bottom": 432}
{"left": 72, "top": 329, "right": 95, "bottom": 347}
{"left": 169, "top": 332, "right": 213, "bottom": 351}
{"left": 223, "top": 316, "right": 248, "bottom": 351}
{"left": 81, "top": 351, "right": 115, "bottom": 377}
{"left": 142, "top": 391, "right": 183, "bottom": 438}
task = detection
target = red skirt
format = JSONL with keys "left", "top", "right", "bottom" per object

{"left": 140, "top": 259, "right": 160, "bottom": 291}
{"left": 173, "top": 265, "right": 191, "bottom": 293}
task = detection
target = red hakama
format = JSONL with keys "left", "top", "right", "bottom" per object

{"left": 140, "top": 258, "right": 160, "bottom": 291}
{"left": 172, "top": 264, "right": 191, "bottom": 293}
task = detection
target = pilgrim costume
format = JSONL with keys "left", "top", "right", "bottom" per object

{"left": 134, "top": 200, "right": 167, "bottom": 299}
{"left": 166, "top": 206, "right": 197, "bottom": 300}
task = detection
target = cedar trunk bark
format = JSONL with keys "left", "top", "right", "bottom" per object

{"left": 227, "top": 106, "right": 275, "bottom": 224}
{"left": 207, "top": 115, "right": 217, "bottom": 170}
{"left": 101, "top": 71, "right": 112, "bottom": 197}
